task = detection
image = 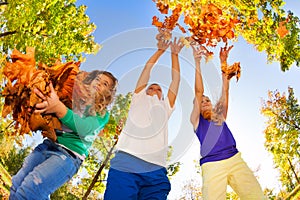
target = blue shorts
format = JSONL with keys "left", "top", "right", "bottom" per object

{"left": 104, "top": 152, "right": 171, "bottom": 200}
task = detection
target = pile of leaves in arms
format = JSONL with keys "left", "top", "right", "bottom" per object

{"left": 1, "top": 47, "right": 80, "bottom": 136}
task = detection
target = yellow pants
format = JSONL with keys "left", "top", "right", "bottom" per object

{"left": 201, "top": 152, "right": 266, "bottom": 200}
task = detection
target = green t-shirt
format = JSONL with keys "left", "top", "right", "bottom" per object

{"left": 57, "top": 108, "right": 109, "bottom": 157}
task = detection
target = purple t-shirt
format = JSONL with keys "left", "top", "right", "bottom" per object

{"left": 195, "top": 115, "right": 238, "bottom": 165}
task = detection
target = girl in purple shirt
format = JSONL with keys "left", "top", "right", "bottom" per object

{"left": 190, "top": 43, "right": 265, "bottom": 199}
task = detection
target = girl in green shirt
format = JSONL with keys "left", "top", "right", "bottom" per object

{"left": 10, "top": 70, "right": 117, "bottom": 200}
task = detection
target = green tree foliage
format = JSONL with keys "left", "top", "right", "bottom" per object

{"left": 154, "top": 0, "right": 300, "bottom": 71}
{"left": 0, "top": 143, "right": 31, "bottom": 199}
{"left": 261, "top": 87, "right": 300, "bottom": 193}
{"left": 0, "top": 0, "right": 100, "bottom": 64}
{"left": 167, "top": 146, "right": 181, "bottom": 178}
{"left": 51, "top": 183, "right": 80, "bottom": 200}
{"left": 0, "top": 146, "right": 31, "bottom": 176}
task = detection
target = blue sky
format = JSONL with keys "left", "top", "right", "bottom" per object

{"left": 70, "top": 0, "right": 300, "bottom": 198}
{"left": 52, "top": 0, "right": 299, "bottom": 198}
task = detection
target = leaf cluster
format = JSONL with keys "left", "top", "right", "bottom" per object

{"left": 1, "top": 47, "right": 80, "bottom": 136}
{"left": 153, "top": 0, "right": 300, "bottom": 70}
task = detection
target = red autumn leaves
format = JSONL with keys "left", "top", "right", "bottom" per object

{"left": 2, "top": 47, "right": 80, "bottom": 136}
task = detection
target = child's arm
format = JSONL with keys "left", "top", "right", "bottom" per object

{"left": 135, "top": 37, "right": 171, "bottom": 94}
{"left": 167, "top": 37, "right": 184, "bottom": 108}
{"left": 219, "top": 44, "right": 233, "bottom": 119}
{"left": 190, "top": 45, "right": 206, "bottom": 129}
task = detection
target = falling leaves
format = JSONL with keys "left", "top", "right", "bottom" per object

{"left": 1, "top": 47, "right": 80, "bottom": 136}
{"left": 152, "top": 1, "right": 241, "bottom": 69}
{"left": 155, "top": 1, "right": 169, "bottom": 14}
{"left": 152, "top": 2, "right": 239, "bottom": 47}
{"left": 187, "top": 3, "right": 239, "bottom": 47}
{"left": 152, "top": 4, "right": 183, "bottom": 40}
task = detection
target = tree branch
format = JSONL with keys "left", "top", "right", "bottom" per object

{"left": 0, "top": 2, "right": 8, "bottom": 6}
{"left": 270, "top": 109, "right": 300, "bottom": 131}
{"left": 284, "top": 184, "right": 300, "bottom": 200}
{"left": 287, "top": 157, "right": 300, "bottom": 184}
{"left": 82, "top": 139, "right": 118, "bottom": 200}
{"left": 0, "top": 31, "right": 17, "bottom": 38}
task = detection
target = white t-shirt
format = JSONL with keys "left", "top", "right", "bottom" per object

{"left": 116, "top": 88, "right": 174, "bottom": 167}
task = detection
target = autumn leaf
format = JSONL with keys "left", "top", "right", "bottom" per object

{"left": 156, "top": 2, "right": 169, "bottom": 14}
{"left": 40, "top": 61, "right": 80, "bottom": 108}
{"left": 176, "top": 23, "right": 186, "bottom": 33}
{"left": 3, "top": 47, "right": 36, "bottom": 84}
{"left": 277, "top": 21, "right": 289, "bottom": 38}
{"left": 152, "top": 16, "right": 163, "bottom": 28}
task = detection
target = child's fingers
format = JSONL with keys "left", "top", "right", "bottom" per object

{"left": 49, "top": 82, "right": 55, "bottom": 92}
{"left": 173, "top": 37, "right": 177, "bottom": 44}
{"left": 34, "top": 88, "right": 46, "bottom": 100}
{"left": 228, "top": 45, "right": 234, "bottom": 52}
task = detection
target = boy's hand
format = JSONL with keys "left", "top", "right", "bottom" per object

{"left": 170, "top": 37, "right": 184, "bottom": 55}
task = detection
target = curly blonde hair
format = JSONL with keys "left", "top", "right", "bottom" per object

{"left": 73, "top": 70, "right": 117, "bottom": 117}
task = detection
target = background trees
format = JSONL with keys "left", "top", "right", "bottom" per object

{"left": 261, "top": 87, "right": 300, "bottom": 198}
{"left": 0, "top": 0, "right": 100, "bottom": 64}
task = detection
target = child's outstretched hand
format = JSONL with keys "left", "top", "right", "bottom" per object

{"left": 157, "top": 38, "right": 171, "bottom": 51}
{"left": 170, "top": 37, "right": 184, "bottom": 55}
{"left": 220, "top": 43, "right": 233, "bottom": 64}
{"left": 192, "top": 45, "right": 208, "bottom": 63}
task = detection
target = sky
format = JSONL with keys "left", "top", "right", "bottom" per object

{"left": 27, "top": 1, "right": 300, "bottom": 199}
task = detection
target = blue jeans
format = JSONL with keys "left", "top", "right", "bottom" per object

{"left": 9, "top": 139, "right": 82, "bottom": 200}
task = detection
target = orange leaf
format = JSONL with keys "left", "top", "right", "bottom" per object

{"left": 4, "top": 47, "right": 36, "bottom": 84}
{"left": 156, "top": 2, "right": 169, "bottom": 14}
{"left": 226, "top": 30, "right": 235, "bottom": 39}
{"left": 152, "top": 16, "right": 163, "bottom": 28}
{"left": 176, "top": 23, "right": 186, "bottom": 33}
{"left": 276, "top": 21, "right": 289, "bottom": 38}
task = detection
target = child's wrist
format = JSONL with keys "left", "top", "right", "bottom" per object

{"left": 221, "top": 62, "right": 227, "bottom": 73}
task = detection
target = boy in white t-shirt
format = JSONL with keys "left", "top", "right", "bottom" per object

{"left": 104, "top": 32, "right": 184, "bottom": 200}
